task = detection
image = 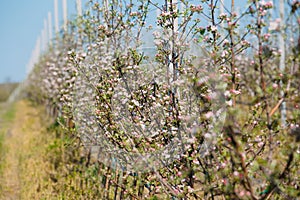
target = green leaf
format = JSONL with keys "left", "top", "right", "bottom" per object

{"left": 200, "top": 28, "right": 206, "bottom": 35}
{"left": 198, "top": 36, "right": 203, "bottom": 43}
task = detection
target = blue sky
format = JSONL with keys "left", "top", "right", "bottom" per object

{"left": 0, "top": 0, "right": 81, "bottom": 83}
{"left": 0, "top": 0, "right": 248, "bottom": 84}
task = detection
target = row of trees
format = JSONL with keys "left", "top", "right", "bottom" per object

{"left": 24, "top": 0, "right": 299, "bottom": 199}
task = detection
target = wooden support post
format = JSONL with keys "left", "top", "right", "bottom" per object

{"left": 48, "top": 12, "right": 52, "bottom": 46}
{"left": 220, "top": 0, "right": 225, "bottom": 35}
{"left": 54, "top": 0, "right": 59, "bottom": 33}
{"left": 76, "top": 0, "right": 82, "bottom": 16}
{"left": 279, "top": 0, "right": 286, "bottom": 126}
{"left": 62, "top": 0, "right": 68, "bottom": 31}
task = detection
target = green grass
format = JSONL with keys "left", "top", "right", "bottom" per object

{"left": 1, "top": 104, "right": 16, "bottom": 122}
{"left": 0, "top": 83, "right": 19, "bottom": 102}
{"left": 0, "top": 103, "right": 16, "bottom": 150}
{"left": 0, "top": 103, "right": 16, "bottom": 192}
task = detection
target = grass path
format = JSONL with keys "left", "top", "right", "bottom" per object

{"left": 0, "top": 100, "right": 49, "bottom": 199}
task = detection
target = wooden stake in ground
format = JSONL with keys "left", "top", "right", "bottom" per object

{"left": 279, "top": 0, "right": 286, "bottom": 126}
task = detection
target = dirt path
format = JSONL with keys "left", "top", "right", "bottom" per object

{"left": 0, "top": 100, "right": 45, "bottom": 199}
